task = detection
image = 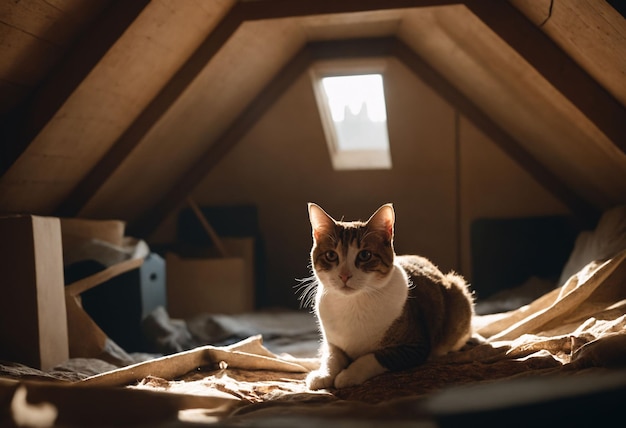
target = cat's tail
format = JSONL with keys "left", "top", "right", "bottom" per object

{"left": 440, "top": 271, "right": 475, "bottom": 353}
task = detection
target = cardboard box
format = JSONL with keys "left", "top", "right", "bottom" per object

{"left": 166, "top": 238, "right": 255, "bottom": 317}
{"left": 0, "top": 215, "right": 68, "bottom": 370}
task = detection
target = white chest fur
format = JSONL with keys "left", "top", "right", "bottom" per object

{"left": 316, "top": 265, "right": 408, "bottom": 359}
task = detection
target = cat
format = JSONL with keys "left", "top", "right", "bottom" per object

{"left": 304, "top": 203, "right": 474, "bottom": 390}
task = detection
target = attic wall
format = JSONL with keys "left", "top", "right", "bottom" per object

{"left": 458, "top": 115, "right": 569, "bottom": 278}
{"left": 152, "top": 58, "right": 568, "bottom": 309}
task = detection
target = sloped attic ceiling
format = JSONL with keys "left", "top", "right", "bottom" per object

{"left": 1, "top": 0, "right": 625, "bottom": 237}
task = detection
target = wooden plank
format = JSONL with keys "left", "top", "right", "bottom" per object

{"left": 65, "top": 293, "right": 108, "bottom": 359}
{"left": 466, "top": 0, "right": 626, "bottom": 154}
{"left": 0, "top": 215, "right": 68, "bottom": 370}
{"left": 510, "top": 0, "right": 626, "bottom": 107}
{"left": 239, "top": 0, "right": 462, "bottom": 20}
{"left": 391, "top": 38, "right": 600, "bottom": 226}
{"left": 64, "top": 257, "right": 144, "bottom": 298}
{"left": 0, "top": 0, "right": 149, "bottom": 177}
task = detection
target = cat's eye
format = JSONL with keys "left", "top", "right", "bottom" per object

{"left": 357, "top": 250, "right": 372, "bottom": 261}
{"left": 325, "top": 251, "right": 338, "bottom": 262}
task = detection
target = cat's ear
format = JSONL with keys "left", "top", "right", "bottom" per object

{"left": 308, "top": 203, "right": 336, "bottom": 241}
{"left": 367, "top": 203, "right": 395, "bottom": 240}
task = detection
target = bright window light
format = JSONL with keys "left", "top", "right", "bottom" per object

{"left": 313, "top": 71, "right": 392, "bottom": 170}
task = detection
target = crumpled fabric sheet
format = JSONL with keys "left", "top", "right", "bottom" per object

{"left": 67, "top": 248, "right": 626, "bottom": 422}
{"left": 80, "top": 335, "right": 317, "bottom": 388}
{"left": 472, "top": 248, "right": 626, "bottom": 368}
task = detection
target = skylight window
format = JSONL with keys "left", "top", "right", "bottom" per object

{"left": 312, "top": 66, "right": 392, "bottom": 170}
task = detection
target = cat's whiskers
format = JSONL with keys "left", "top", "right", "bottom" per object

{"left": 294, "top": 274, "right": 319, "bottom": 309}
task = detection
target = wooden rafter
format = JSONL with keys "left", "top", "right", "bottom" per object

{"left": 130, "top": 37, "right": 599, "bottom": 237}
{"left": 54, "top": 1, "right": 246, "bottom": 217}
{"left": 466, "top": 0, "right": 626, "bottom": 153}
{"left": 237, "top": 0, "right": 461, "bottom": 19}
{"left": 0, "top": 0, "right": 150, "bottom": 177}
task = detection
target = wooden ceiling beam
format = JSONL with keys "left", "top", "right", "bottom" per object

{"left": 54, "top": 2, "right": 247, "bottom": 217}
{"left": 466, "top": 0, "right": 626, "bottom": 154}
{"left": 131, "top": 37, "right": 599, "bottom": 238}
{"left": 0, "top": 0, "right": 150, "bottom": 177}
{"left": 238, "top": 0, "right": 462, "bottom": 20}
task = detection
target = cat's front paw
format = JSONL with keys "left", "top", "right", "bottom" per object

{"left": 306, "top": 369, "right": 336, "bottom": 390}
{"left": 333, "top": 354, "right": 385, "bottom": 388}
{"left": 334, "top": 368, "right": 366, "bottom": 389}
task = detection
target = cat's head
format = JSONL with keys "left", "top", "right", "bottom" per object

{"left": 308, "top": 203, "right": 395, "bottom": 295}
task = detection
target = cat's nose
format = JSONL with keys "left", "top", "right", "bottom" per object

{"left": 339, "top": 273, "right": 352, "bottom": 284}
